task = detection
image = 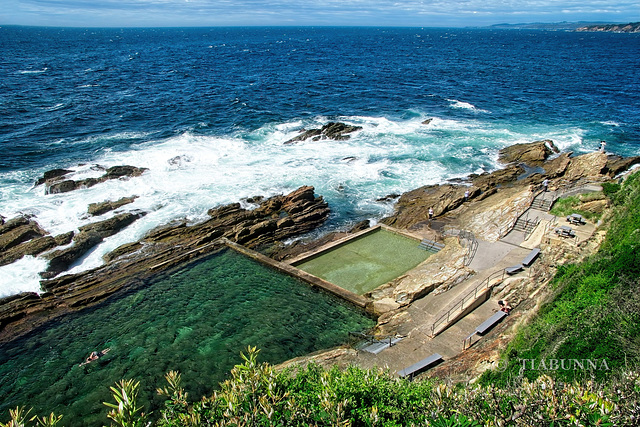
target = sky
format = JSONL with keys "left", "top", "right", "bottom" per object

{"left": 1, "top": 0, "right": 639, "bottom": 28}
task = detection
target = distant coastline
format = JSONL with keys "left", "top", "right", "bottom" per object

{"left": 485, "top": 21, "right": 640, "bottom": 32}
{"left": 576, "top": 22, "right": 640, "bottom": 33}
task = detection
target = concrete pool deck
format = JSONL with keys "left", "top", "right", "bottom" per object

{"left": 304, "top": 204, "right": 601, "bottom": 380}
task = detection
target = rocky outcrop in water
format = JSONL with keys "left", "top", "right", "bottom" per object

{"left": 38, "top": 165, "right": 148, "bottom": 194}
{"left": 41, "top": 211, "right": 147, "bottom": 278}
{"left": 498, "top": 139, "right": 559, "bottom": 165}
{"left": 381, "top": 141, "right": 635, "bottom": 231}
{"left": 88, "top": 196, "right": 139, "bottom": 216}
{"left": 0, "top": 186, "right": 330, "bottom": 343}
{"left": 284, "top": 122, "right": 362, "bottom": 144}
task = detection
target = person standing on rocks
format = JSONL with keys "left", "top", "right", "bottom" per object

{"left": 600, "top": 140, "right": 606, "bottom": 152}
{"left": 428, "top": 207, "right": 434, "bottom": 221}
{"left": 542, "top": 179, "right": 549, "bottom": 192}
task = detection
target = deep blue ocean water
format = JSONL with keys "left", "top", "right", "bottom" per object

{"left": 1, "top": 26, "right": 639, "bottom": 294}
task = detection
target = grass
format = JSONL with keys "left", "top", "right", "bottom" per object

{"left": 482, "top": 172, "right": 640, "bottom": 386}
{"left": 549, "top": 191, "right": 607, "bottom": 221}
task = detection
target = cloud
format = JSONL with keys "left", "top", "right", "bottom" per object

{"left": 2, "top": 0, "right": 639, "bottom": 27}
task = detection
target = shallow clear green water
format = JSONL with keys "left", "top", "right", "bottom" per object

{"left": 294, "top": 228, "right": 432, "bottom": 295}
{"left": 0, "top": 249, "right": 374, "bottom": 425}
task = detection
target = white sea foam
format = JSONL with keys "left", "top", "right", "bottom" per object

{"left": 0, "top": 257, "right": 49, "bottom": 297}
{"left": 447, "top": 99, "right": 490, "bottom": 113}
{"left": 0, "top": 114, "right": 601, "bottom": 295}
{"left": 19, "top": 68, "right": 48, "bottom": 74}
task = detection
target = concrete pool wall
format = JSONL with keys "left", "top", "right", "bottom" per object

{"left": 222, "top": 238, "right": 369, "bottom": 309}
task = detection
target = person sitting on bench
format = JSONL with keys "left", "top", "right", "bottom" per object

{"left": 498, "top": 300, "right": 512, "bottom": 314}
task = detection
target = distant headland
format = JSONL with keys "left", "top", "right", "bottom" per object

{"left": 485, "top": 21, "right": 640, "bottom": 32}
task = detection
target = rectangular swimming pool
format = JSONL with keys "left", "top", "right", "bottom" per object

{"left": 293, "top": 227, "right": 434, "bottom": 295}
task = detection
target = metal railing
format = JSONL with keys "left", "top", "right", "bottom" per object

{"left": 348, "top": 331, "right": 400, "bottom": 348}
{"left": 459, "top": 230, "right": 478, "bottom": 267}
{"left": 429, "top": 269, "right": 507, "bottom": 337}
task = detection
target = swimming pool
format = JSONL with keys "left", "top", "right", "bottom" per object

{"left": 293, "top": 227, "right": 434, "bottom": 295}
{"left": 0, "top": 249, "right": 374, "bottom": 425}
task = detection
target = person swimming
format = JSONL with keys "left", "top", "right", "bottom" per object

{"left": 79, "top": 348, "right": 110, "bottom": 366}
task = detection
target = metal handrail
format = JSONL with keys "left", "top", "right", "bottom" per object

{"left": 459, "top": 230, "right": 478, "bottom": 267}
{"left": 429, "top": 269, "right": 506, "bottom": 337}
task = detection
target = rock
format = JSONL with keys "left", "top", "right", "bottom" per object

{"left": 498, "top": 140, "right": 559, "bottom": 165}
{"left": 103, "top": 165, "right": 147, "bottom": 179}
{"left": 563, "top": 152, "right": 609, "bottom": 181}
{"left": 46, "top": 179, "right": 77, "bottom": 194}
{"left": 580, "top": 199, "right": 608, "bottom": 214}
{"left": 284, "top": 122, "right": 362, "bottom": 144}
{"left": 88, "top": 196, "right": 138, "bottom": 216}
{"left": 35, "top": 169, "right": 73, "bottom": 186}
{"left": 463, "top": 187, "right": 534, "bottom": 242}
{"left": 42, "top": 212, "right": 146, "bottom": 278}
{"left": 41, "top": 233, "right": 104, "bottom": 279}
{"left": 602, "top": 156, "right": 640, "bottom": 177}
{"left": 54, "top": 231, "right": 74, "bottom": 246}
{"left": 103, "top": 242, "right": 143, "bottom": 263}
{"left": 381, "top": 184, "right": 468, "bottom": 229}
{"left": 543, "top": 152, "right": 572, "bottom": 178}
{"left": 376, "top": 194, "right": 400, "bottom": 202}
{"left": 422, "top": 118, "right": 433, "bottom": 125}
{"left": 469, "top": 164, "right": 524, "bottom": 192}
{"left": 371, "top": 297, "right": 401, "bottom": 316}
{"left": 0, "top": 220, "right": 47, "bottom": 252}
{"left": 0, "top": 236, "right": 57, "bottom": 267}
{"left": 0, "top": 216, "right": 30, "bottom": 235}
{"left": 349, "top": 220, "right": 371, "bottom": 233}
{"left": 78, "top": 212, "right": 146, "bottom": 239}
{"left": 44, "top": 165, "right": 148, "bottom": 195}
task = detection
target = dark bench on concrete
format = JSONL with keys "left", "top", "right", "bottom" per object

{"left": 567, "top": 213, "right": 586, "bottom": 225}
{"left": 522, "top": 247, "right": 540, "bottom": 267}
{"left": 506, "top": 247, "right": 541, "bottom": 275}
{"left": 555, "top": 226, "right": 575, "bottom": 238}
{"left": 475, "top": 310, "right": 508, "bottom": 335}
{"left": 397, "top": 353, "right": 443, "bottom": 379}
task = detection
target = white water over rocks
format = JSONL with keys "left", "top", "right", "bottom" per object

{"left": 0, "top": 114, "right": 594, "bottom": 296}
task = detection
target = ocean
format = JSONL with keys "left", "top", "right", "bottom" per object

{"left": 1, "top": 26, "right": 639, "bottom": 296}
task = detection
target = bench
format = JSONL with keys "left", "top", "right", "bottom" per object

{"left": 522, "top": 248, "right": 540, "bottom": 267}
{"left": 397, "top": 353, "right": 443, "bottom": 379}
{"left": 567, "top": 214, "right": 585, "bottom": 225}
{"left": 475, "top": 310, "right": 508, "bottom": 335}
{"left": 555, "top": 226, "right": 575, "bottom": 238}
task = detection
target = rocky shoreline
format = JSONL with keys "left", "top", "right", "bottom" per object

{"left": 1, "top": 136, "right": 639, "bottom": 352}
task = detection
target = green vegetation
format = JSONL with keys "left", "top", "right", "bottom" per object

{"left": 549, "top": 191, "right": 608, "bottom": 221}
{"left": 484, "top": 173, "right": 640, "bottom": 386}
{"left": 4, "top": 347, "right": 640, "bottom": 426}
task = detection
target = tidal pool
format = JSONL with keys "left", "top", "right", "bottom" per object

{"left": 0, "top": 249, "right": 374, "bottom": 425}
{"left": 294, "top": 228, "right": 433, "bottom": 295}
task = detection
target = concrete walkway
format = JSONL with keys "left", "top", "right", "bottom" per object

{"left": 351, "top": 205, "right": 593, "bottom": 377}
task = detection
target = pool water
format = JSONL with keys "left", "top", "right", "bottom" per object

{"left": 0, "top": 249, "right": 374, "bottom": 426}
{"left": 294, "top": 228, "right": 432, "bottom": 295}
